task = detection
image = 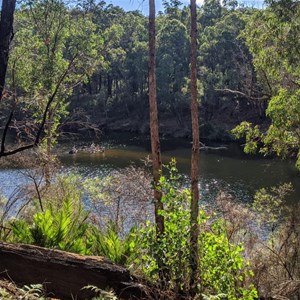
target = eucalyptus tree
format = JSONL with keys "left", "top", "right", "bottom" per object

{"left": 162, "top": 0, "right": 183, "bottom": 18}
{"left": 7, "top": 0, "right": 100, "bottom": 158}
{"left": 233, "top": 0, "right": 300, "bottom": 168}
{"left": 0, "top": 0, "right": 17, "bottom": 158}
{"left": 86, "top": 5, "right": 148, "bottom": 121}
{"left": 157, "top": 17, "right": 189, "bottom": 125}
{"left": 0, "top": 0, "right": 16, "bottom": 101}
{"left": 199, "top": 7, "right": 258, "bottom": 119}
{"left": 148, "top": 0, "right": 164, "bottom": 236}
{"left": 189, "top": 0, "right": 200, "bottom": 288}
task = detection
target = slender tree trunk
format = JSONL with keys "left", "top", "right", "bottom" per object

{"left": 148, "top": 0, "right": 164, "bottom": 236}
{"left": 190, "top": 0, "right": 200, "bottom": 289}
{"left": 107, "top": 74, "right": 112, "bottom": 97}
{"left": 0, "top": 0, "right": 16, "bottom": 101}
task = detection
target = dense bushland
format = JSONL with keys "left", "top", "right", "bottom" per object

{"left": 1, "top": 0, "right": 300, "bottom": 299}
{"left": 0, "top": 0, "right": 268, "bottom": 145}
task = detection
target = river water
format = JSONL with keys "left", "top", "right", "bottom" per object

{"left": 1, "top": 134, "right": 300, "bottom": 205}
{"left": 59, "top": 134, "right": 300, "bottom": 204}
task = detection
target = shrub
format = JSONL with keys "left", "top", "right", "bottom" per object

{"left": 10, "top": 196, "right": 93, "bottom": 255}
{"left": 136, "top": 160, "right": 257, "bottom": 299}
{"left": 199, "top": 213, "right": 257, "bottom": 300}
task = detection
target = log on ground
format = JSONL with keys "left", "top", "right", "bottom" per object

{"left": 0, "top": 242, "right": 149, "bottom": 299}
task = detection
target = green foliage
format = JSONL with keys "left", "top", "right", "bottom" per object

{"left": 253, "top": 183, "right": 293, "bottom": 227}
{"left": 10, "top": 196, "right": 93, "bottom": 254}
{"left": 264, "top": 89, "right": 300, "bottom": 163}
{"left": 2, "top": 0, "right": 268, "bottom": 142}
{"left": 157, "top": 18, "right": 189, "bottom": 112}
{"left": 199, "top": 212, "right": 257, "bottom": 299}
{"left": 92, "top": 222, "right": 137, "bottom": 265}
{"left": 0, "top": 287, "right": 10, "bottom": 299}
{"left": 231, "top": 121, "right": 262, "bottom": 154}
{"left": 235, "top": 3, "right": 300, "bottom": 168}
{"left": 8, "top": 0, "right": 101, "bottom": 151}
{"left": 137, "top": 160, "right": 191, "bottom": 292}
{"left": 0, "top": 195, "right": 8, "bottom": 238}
{"left": 136, "top": 160, "right": 257, "bottom": 298}
{"left": 9, "top": 219, "right": 34, "bottom": 244}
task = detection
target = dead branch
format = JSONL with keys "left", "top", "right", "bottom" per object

{"left": 200, "top": 142, "right": 227, "bottom": 151}
{"left": 215, "top": 88, "right": 270, "bottom": 101}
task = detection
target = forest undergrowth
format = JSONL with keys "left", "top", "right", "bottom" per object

{"left": 0, "top": 156, "right": 299, "bottom": 299}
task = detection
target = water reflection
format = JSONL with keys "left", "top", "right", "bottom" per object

{"left": 1, "top": 136, "right": 299, "bottom": 205}
{"left": 58, "top": 137, "right": 300, "bottom": 204}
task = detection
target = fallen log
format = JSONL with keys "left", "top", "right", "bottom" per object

{"left": 0, "top": 242, "right": 149, "bottom": 299}
{"left": 200, "top": 142, "right": 227, "bottom": 151}
{"left": 200, "top": 146, "right": 227, "bottom": 151}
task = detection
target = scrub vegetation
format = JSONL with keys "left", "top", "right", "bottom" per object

{"left": 0, "top": 0, "right": 299, "bottom": 299}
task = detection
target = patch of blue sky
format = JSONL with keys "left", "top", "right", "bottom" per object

{"left": 108, "top": 0, "right": 265, "bottom": 14}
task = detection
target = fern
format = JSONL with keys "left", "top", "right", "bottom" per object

{"left": 10, "top": 219, "right": 33, "bottom": 244}
{"left": 21, "top": 283, "right": 45, "bottom": 298}
{"left": 31, "top": 209, "right": 55, "bottom": 247}
{"left": 54, "top": 197, "right": 73, "bottom": 244}
{"left": 93, "top": 222, "right": 137, "bottom": 265}
{"left": 81, "top": 285, "right": 117, "bottom": 300}
{"left": 10, "top": 196, "right": 93, "bottom": 255}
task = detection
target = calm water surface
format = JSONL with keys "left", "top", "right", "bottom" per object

{"left": 59, "top": 134, "right": 300, "bottom": 204}
{"left": 1, "top": 134, "right": 300, "bottom": 204}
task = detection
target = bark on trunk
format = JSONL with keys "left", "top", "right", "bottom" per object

{"left": 148, "top": 0, "right": 164, "bottom": 236}
{"left": 190, "top": 0, "right": 200, "bottom": 287}
{"left": 0, "top": 0, "right": 16, "bottom": 101}
{"left": 0, "top": 242, "right": 148, "bottom": 300}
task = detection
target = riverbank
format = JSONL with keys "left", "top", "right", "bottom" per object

{"left": 65, "top": 92, "right": 268, "bottom": 142}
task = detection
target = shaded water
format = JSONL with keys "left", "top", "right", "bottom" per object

{"left": 1, "top": 134, "right": 300, "bottom": 204}
{"left": 58, "top": 134, "right": 300, "bottom": 204}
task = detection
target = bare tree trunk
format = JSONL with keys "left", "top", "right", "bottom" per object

{"left": 0, "top": 0, "right": 16, "bottom": 101}
{"left": 148, "top": 0, "right": 164, "bottom": 236}
{"left": 190, "top": 0, "right": 200, "bottom": 289}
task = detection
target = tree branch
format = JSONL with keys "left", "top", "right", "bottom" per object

{"left": 0, "top": 53, "right": 78, "bottom": 158}
{"left": 214, "top": 88, "right": 270, "bottom": 101}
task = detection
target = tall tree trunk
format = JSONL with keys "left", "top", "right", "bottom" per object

{"left": 107, "top": 74, "right": 112, "bottom": 97}
{"left": 148, "top": 0, "right": 164, "bottom": 236}
{"left": 0, "top": 0, "right": 16, "bottom": 101}
{"left": 190, "top": 0, "right": 200, "bottom": 289}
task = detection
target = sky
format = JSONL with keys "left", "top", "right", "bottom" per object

{"left": 108, "top": 0, "right": 181, "bottom": 13}
{"left": 0, "top": 0, "right": 265, "bottom": 14}
{"left": 108, "top": 0, "right": 265, "bottom": 14}
{"left": 109, "top": 1, "right": 199, "bottom": 13}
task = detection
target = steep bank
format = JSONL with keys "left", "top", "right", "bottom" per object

{"left": 65, "top": 94, "right": 268, "bottom": 142}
